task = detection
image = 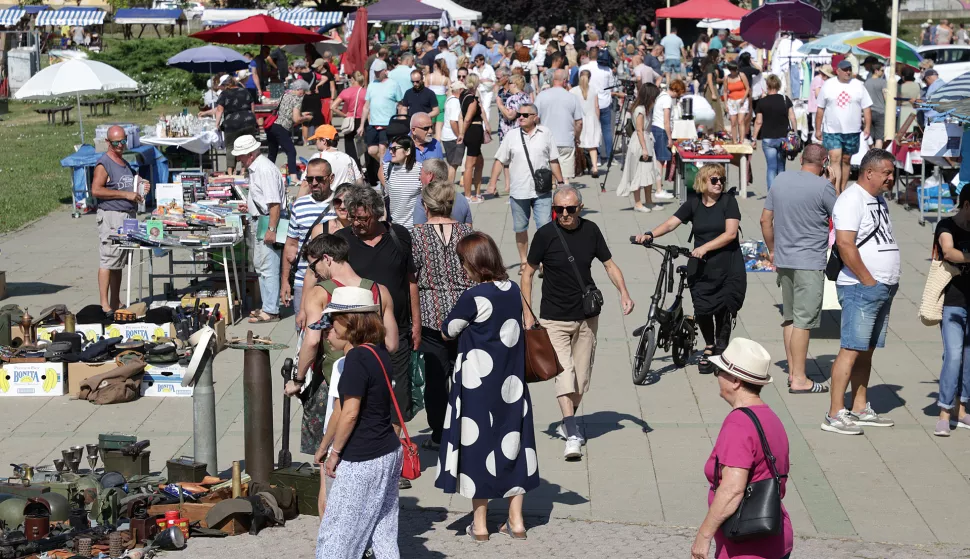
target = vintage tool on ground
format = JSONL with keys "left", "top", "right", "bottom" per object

{"left": 127, "top": 496, "right": 160, "bottom": 544}
{"left": 185, "top": 326, "right": 218, "bottom": 476}
{"left": 122, "top": 440, "right": 151, "bottom": 456}
{"left": 278, "top": 358, "right": 294, "bottom": 470}
{"left": 23, "top": 498, "right": 51, "bottom": 541}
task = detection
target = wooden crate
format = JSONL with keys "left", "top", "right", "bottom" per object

{"left": 148, "top": 502, "right": 248, "bottom": 536}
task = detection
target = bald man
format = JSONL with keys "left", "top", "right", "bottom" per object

{"left": 535, "top": 69, "right": 584, "bottom": 184}
{"left": 91, "top": 125, "right": 150, "bottom": 313}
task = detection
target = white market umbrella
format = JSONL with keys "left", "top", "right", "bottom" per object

{"left": 14, "top": 59, "right": 139, "bottom": 143}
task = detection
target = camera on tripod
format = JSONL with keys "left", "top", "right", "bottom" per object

{"left": 618, "top": 78, "right": 638, "bottom": 96}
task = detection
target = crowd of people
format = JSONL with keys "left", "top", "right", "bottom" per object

{"left": 85, "top": 17, "right": 970, "bottom": 559}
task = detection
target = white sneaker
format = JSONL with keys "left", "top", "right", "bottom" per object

{"left": 634, "top": 204, "right": 651, "bottom": 213}
{"left": 556, "top": 423, "right": 586, "bottom": 445}
{"left": 654, "top": 191, "right": 674, "bottom": 200}
{"left": 564, "top": 437, "right": 583, "bottom": 459}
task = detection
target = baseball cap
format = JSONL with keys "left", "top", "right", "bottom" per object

{"left": 371, "top": 58, "right": 388, "bottom": 73}
{"left": 308, "top": 125, "right": 339, "bottom": 141}
{"left": 837, "top": 59, "right": 853, "bottom": 71}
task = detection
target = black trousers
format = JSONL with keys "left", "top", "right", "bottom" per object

{"left": 343, "top": 117, "right": 363, "bottom": 164}
{"left": 419, "top": 326, "right": 457, "bottom": 444}
{"left": 266, "top": 123, "right": 299, "bottom": 176}
{"left": 389, "top": 328, "right": 412, "bottom": 426}
{"left": 697, "top": 308, "right": 734, "bottom": 353}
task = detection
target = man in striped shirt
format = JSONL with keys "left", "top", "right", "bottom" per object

{"left": 281, "top": 158, "right": 336, "bottom": 328}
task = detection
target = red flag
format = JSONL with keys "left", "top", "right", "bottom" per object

{"left": 344, "top": 7, "right": 368, "bottom": 77}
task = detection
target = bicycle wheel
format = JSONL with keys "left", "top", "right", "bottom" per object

{"left": 671, "top": 320, "right": 696, "bottom": 368}
{"left": 632, "top": 324, "right": 658, "bottom": 385}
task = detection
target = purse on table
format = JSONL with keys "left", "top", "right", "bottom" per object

{"left": 714, "top": 407, "right": 786, "bottom": 542}
{"left": 360, "top": 344, "right": 421, "bottom": 480}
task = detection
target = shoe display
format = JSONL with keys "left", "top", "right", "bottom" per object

{"left": 821, "top": 409, "right": 864, "bottom": 435}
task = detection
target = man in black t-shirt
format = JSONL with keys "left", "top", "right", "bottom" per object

{"left": 521, "top": 187, "right": 635, "bottom": 460}
{"left": 399, "top": 70, "right": 440, "bottom": 121}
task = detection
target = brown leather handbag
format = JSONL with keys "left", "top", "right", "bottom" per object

{"left": 521, "top": 296, "right": 563, "bottom": 383}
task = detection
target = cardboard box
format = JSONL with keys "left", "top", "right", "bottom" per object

{"left": 141, "top": 363, "right": 193, "bottom": 397}
{"left": 37, "top": 324, "right": 104, "bottom": 343}
{"left": 0, "top": 363, "right": 65, "bottom": 397}
{"left": 104, "top": 322, "right": 174, "bottom": 341}
{"left": 67, "top": 361, "right": 115, "bottom": 397}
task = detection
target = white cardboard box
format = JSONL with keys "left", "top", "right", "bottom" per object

{"left": 0, "top": 363, "right": 65, "bottom": 397}
{"left": 141, "top": 363, "right": 193, "bottom": 397}
{"left": 105, "top": 323, "right": 174, "bottom": 341}
{"left": 37, "top": 324, "right": 105, "bottom": 343}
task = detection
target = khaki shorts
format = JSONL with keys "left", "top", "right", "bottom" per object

{"left": 541, "top": 316, "right": 598, "bottom": 397}
{"left": 557, "top": 146, "right": 576, "bottom": 180}
{"left": 97, "top": 209, "right": 133, "bottom": 270}
{"left": 777, "top": 268, "right": 824, "bottom": 329}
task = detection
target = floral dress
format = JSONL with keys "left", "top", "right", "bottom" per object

{"left": 436, "top": 280, "right": 540, "bottom": 499}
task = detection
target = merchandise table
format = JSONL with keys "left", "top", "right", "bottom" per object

{"left": 141, "top": 130, "right": 221, "bottom": 173}
{"left": 119, "top": 236, "right": 247, "bottom": 324}
{"left": 673, "top": 144, "right": 752, "bottom": 202}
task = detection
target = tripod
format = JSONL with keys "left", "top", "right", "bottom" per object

{"left": 599, "top": 84, "right": 636, "bottom": 192}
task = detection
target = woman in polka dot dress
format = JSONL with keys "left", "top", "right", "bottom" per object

{"left": 438, "top": 232, "right": 540, "bottom": 542}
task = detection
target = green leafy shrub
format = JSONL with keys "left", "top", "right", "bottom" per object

{"left": 91, "top": 37, "right": 210, "bottom": 106}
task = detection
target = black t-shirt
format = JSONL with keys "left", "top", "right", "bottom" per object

{"left": 756, "top": 94, "right": 793, "bottom": 140}
{"left": 674, "top": 193, "right": 742, "bottom": 256}
{"left": 401, "top": 87, "right": 438, "bottom": 119}
{"left": 217, "top": 88, "right": 257, "bottom": 133}
{"left": 527, "top": 219, "right": 612, "bottom": 321}
{"left": 270, "top": 48, "right": 288, "bottom": 82}
{"left": 935, "top": 217, "right": 970, "bottom": 307}
{"left": 420, "top": 50, "right": 438, "bottom": 69}
{"left": 337, "top": 345, "right": 401, "bottom": 462}
{"left": 336, "top": 224, "right": 416, "bottom": 327}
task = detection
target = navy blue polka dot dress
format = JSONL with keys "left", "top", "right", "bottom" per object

{"left": 435, "top": 280, "right": 540, "bottom": 499}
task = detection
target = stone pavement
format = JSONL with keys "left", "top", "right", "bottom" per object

{"left": 1, "top": 137, "right": 968, "bottom": 557}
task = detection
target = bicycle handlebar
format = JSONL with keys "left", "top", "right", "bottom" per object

{"left": 629, "top": 236, "right": 692, "bottom": 257}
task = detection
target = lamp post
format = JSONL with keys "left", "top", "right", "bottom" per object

{"left": 884, "top": 0, "right": 900, "bottom": 141}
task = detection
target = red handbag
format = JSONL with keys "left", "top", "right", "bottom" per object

{"left": 360, "top": 344, "right": 421, "bottom": 480}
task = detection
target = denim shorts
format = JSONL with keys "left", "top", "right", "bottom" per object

{"left": 836, "top": 282, "right": 898, "bottom": 351}
{"left": 662, "top": 58, "right": 682, "bottom": 74}
{"left": 510, "top": 193, "right": 552, "bottom": 233}
{"left": 822, "top": 132, "right": 860, "bottom": 154}
{"left": 651, "top": 126, "right": 672, "bottom": 162}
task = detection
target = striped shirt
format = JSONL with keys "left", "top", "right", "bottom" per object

{"left": 287, "top": 195, "right": 336, "bottom": 286}
{"left": 382, "top": 160, "right": 423, "bottom": 230}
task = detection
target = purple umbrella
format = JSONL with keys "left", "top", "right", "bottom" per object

{"left": 740, "top": 0, "right": 822, "bottom": 49}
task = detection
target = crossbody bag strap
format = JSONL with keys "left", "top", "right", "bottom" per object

{"left": 520, "top": 128, "right": 540, "bottom": 189}
{"left": 737, "top": 407, "right": 785, "bottom": 482}
{"left": 295, "top": 203, "right": 331, "bottom": 264}
{"left": 352, "top": 87, "right": 363, "bottom": 115}
{"left": 551, "top": 222, "right": 590, "bottom": 293}
{"left": 360, "top": 343, "right": 413, "bottom": 447}
{"left": 855, "top": 203, "right": 882, "bottom": 249}
{"left": 520, "top": 291, "right": 540, "bottom": 324}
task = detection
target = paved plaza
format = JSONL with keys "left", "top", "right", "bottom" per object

{"left": 1, "top": 140, "right": 968, "bottom": 557}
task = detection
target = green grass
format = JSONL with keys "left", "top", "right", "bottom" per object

{"left": 0, "top": 100, "right": 181, "bottom": 234}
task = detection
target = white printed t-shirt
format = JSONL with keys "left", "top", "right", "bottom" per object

{"left": 817, "top": 78, "right": 873, "bottom": 134}
{"left": 832, "top": 183, "right": 900, "bottom": 286}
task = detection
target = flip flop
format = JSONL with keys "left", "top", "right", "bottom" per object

{"left": 465, "top": 523, "right": 489, "bottom": 543}
{"left": 498, "top": 519, "right": 527, "bottom": 540}
{"left": 248, "top": 312, "right": 280, "bottom": 324}
{"left": 789, "top": 381, "right": 829, "bottom": 394}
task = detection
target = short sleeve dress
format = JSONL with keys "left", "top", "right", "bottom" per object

{"left": 616, "top": 105, "right": 659, "bottom": 197}
{"left": 673, "top": 193, "right": 747, "bottom": 316}
{"left": 436, "top": 280, "right": 540, "bottom": 499}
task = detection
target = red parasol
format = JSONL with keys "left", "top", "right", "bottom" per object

{"left": 191, "top": 14, "right": 324, "bottom": 45}
{"left": 343, "top": 7, "right": 368, "bottom": 76}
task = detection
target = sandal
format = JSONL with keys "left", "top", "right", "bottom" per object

{"left": 698, "top": 346, "right": 715, "bottom": 375}
{"left": 498, "top": 519, "right": 527, "bottom": 540}
{"left": 789, "top": 381, "right": 829, "bottom": 394}
{"left": 247, "top": 312, "right": 280, "bottom": 324}
{"left": 465, "top": 523, "right": 489, "bottom": 543}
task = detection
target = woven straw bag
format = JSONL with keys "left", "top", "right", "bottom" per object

{"left": 919, "top": 258, "right": 961, "bottom": 326}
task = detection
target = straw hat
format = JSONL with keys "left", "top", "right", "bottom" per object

{"left": 709, "top": 338, "right": 773, "bottom": 385}
{"left": 322, "top": 287, "right": 379, "bottom": 314}
{"left": 818, "top": 64, "right": 834, "bottom": 78}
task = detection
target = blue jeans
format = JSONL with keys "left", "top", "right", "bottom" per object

{"left": 837, "top": 282, "right": 897, "bottom": 351}
{"left": 510, "top": 193, "right": 552, "bottom": 233}
{"left": 598, "top": 104, "right": 613, "bottom": 164}
{"left": 254, "top": 234, "right": 282, "bottom": 315}
{"left": 939, "top": 306, "right": 970, "bottom": 410}
{"left": 762, "top": 138, "right": 787, "bottom": 192}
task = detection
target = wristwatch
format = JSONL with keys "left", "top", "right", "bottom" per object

{"left": 268, "top": 226, "right": 277, "bottom": 232}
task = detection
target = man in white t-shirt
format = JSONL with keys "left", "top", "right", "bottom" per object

{"left": 822, "top": 149, "right": 900, "bottom": 437}
{"left": 440, "top": 81, "right": 465, "bottom": 181}
{"left": 304, "top": 125, "right": 363, "bottom": 190}
{"left": 815, "top": 59, "right": 873, "bottom": 194}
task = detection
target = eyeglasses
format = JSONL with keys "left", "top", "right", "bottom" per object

{"left": 412, "top": 80, "right": 423, "bottom": 84}
{"left": 109, "top": 139, "right": 128, "bottom": 147}
{"left": 332, "top": 198, "right": 344, "bottom": 208}
{"left": 306, "top": 175, "right": 331, "bottom": 183}
{"left": 414, "top": 125, "right": 434, "bottom": 132}
{"left": 351, "top": 213, "right": 373, "bottom": 223}
{"left": 709, "top": 176, "right": 724, "bottom": 185}
{"left": 553, "top": 205, "right": 580, "bottom": 214}
{"left": 517, "top": 112, "right": 536, "bottom": 118}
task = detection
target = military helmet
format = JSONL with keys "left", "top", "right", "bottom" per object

{"left": 41, "top": 492, "right": 70, "bottom": 522}
{"left": 0, "top": 497, "right": 27, "bottom": 530}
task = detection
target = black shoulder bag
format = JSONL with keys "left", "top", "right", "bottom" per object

{"left": 520, "top": 128, "right": 554, "bottom": 195}
{"left": 714, "top": 407, "right": 787, "bottom": 542}
{"left": 552, "top": 222, "right": 604, "bottom": 318}
{"left": 287, "top": 205, "right": 331, "bottom": 289}
{"left": 825, "top": 205, "right": 881, "bottom": 281}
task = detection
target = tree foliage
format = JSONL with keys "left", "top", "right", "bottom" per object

{"left": 476, "top": 0, "right": 667, "bottom": 30}
{"left": 91, "top": 37, "right": 210, "bottom": 105}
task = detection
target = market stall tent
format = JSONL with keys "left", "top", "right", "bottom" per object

{"left": 113, "top": 8, "right": 185, "bottom": 39}
{"left": 0, "top": 8, "right": 25, "bottom": 27}
{"left": 656, "top": 0, "right": 749, "bottom": 21}
{"left": 200, "top": 9, "right": 267, "bottom": 27}
{"left": 36, "top": 7, "right": 106, "bottom": 27}
{"left": 269, "top": 8, "right": 344, "bottom": 28}
{"left": 348, "top": 0, "right": 445, "bottom": 24}
{"left": 420, "top": 0, "right": 480, "bottom": 25}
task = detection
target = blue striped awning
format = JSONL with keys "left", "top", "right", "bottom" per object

{"left": 271, "top": 8, "right": 343, "bottom": 27}
{"left": 114, "top": 9, "right": 182, "bottom": 25}
{"left": 0, "top": 8, "right": 25, "bottom": 27}
{"left": 36, "top": 8, "right": 106, "bottom": 27}
{"left": 930, "top": 71, "right": 970, "bottom": 103}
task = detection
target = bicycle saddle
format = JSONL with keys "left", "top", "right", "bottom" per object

{"left": 676, "top": 265, "right": 689, "bottom": 274}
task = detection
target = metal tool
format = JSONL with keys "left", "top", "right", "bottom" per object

{"left": 278, "top": 358, "right": 294, "bottom": 469}
{"left": 122, "top": 440, "right": 151, "bottom": 456}
{"left": 207, "top": 303, "right": 221, "bottom": 328}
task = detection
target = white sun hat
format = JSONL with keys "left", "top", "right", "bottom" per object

{"left": 709, "top": 338, "right": 773, "bottom": 385}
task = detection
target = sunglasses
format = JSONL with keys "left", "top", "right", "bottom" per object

{"left": 414, "top": 125, "right": 434, "bottom": 132}
{"left": 709, "top": 176, "right": 724, "bottom": 185}
{"left": 389, "top": 146, "right": 407, "bottom": 153}
{"left": 332, "top": 198, "right": 344, "bottom": 208}
{"left": 553, "top": 205, "right": 580, "bottom": 214}
{"left": 412, "top": 80, "right": 423, "bottom": 84}
{"left": 109, "top": 139, "right": 128, "bottom": 147}
{"left": 306, "top": 175, "right": 330, "bottom": 183}
{"left": 351, "top": 213, "right": 373, "bottom": 223}
{"left": 517, "top": 112, "right": 536, "bottom": 118}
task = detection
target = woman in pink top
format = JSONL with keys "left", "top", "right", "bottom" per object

{"left": 807, "top": 64, "right": 832, "bottom": 143}
{"left": 692, "top": 338, "right": 793, "bottom": 559}
{"left": 332, "top": 71, "right": 367, "bottom": 164}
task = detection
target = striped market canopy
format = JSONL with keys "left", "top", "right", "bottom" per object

{"left": 345, "top": 18, "right": 438, "bottom": 33}
{"left": 36, "top": 7, "right": 106, "bottom": 27}
{"left": 930, "top": 70, "right": 970, "bottom": 103}
{"left": 270, "top": 8, "right": 343, "bottom": 27}
{"left": 114, "top": 8, "right": 183, "bottom": 25}
{"left": 0, "top": 7, "right": 25, "bottom": 27}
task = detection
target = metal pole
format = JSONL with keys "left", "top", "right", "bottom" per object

{"left": 243, "top": 332, "right": 274, "bottom": 484}
{"left": 192, "top": 350, "right": 218, "bottom": 476}
{"left": 884, "top": 0, "right": 900, "bottom": 141}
